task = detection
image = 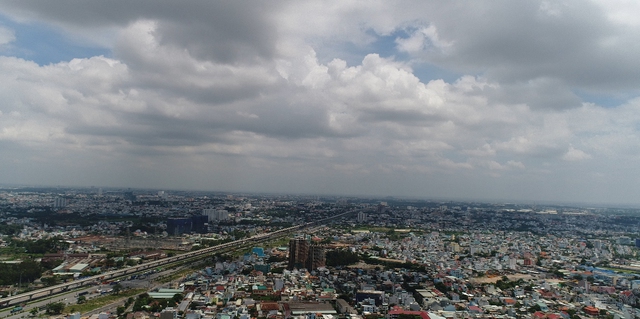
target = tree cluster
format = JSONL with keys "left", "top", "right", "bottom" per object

{"left": 495, "top": 276, "right": 525, "bottom": 290}
{"left": 46, "top": 302, "right": 65, "bottom": 315}
{"left": 9, "top": 237, "right": 69, "bottom": 254}
{"left": 132, "top": 293, "right": 178, "bottom": 312}
{"left": 0, "top": 260, "right": 43, "bottom": 285}
{"left": 325, "top": 250, "right": 360, "bottom": 267}
{"left": 0, "top": 223, "right": 23, "bottom": 235}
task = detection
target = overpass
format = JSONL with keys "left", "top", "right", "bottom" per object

{"left": 0, "top": 210, "right": 357, "bottom": 307}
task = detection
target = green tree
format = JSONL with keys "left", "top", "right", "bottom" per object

{"left": 77, "top": 295, "right": 87, "bottom": 304}
{"left": 41, "top": 276, "right": 60, "bottom": 287}
{"left": 41, "top": 258, "right": 64, "bottom": 270}
{"left": 0, "top": 260, "right": 43, "bottom": 286}
{"left": 125, "top": 297, "right": 135, "bottom": 308}
{"left": 267, "top": 255, "right": 286, "bottom": 263}
{"left": 105, "top": 258, "right": 116, "bottom": 268}
{"left": 271, "top": 267, "right": 285, "bottom": 274}
{"left": 528, "top": 304, "right": 541, "bottom": 313}
{"left": 434, "top": 282, "right": 450, "bottom": 292}
{"left": 113, "top": 283, "right": 123, "bottom": 295}
{"left": 46, "top": 302, "right": 65, "bottom": 315}
{"left": 325, "top": 249, "right": 360, "bottom": 267}
{"left": 0, "top": 223, "right": 24, "bottom": 235}
{"left": 320, "top": 237, "right": 333, "bottom": 245}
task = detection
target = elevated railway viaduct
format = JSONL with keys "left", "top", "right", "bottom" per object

{"left": 0, "top": 210, "right": 356, "bottom": 308}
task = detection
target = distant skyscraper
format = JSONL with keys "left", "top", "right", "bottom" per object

{"left": 53, "top": 197, "right": 67, "bottom": 209}
{"left": 377, "top": 202, "right": 388, "bottom": 213}
{"left": 123, "top": 191, "right": 136, "bottom": 202}
{"left": 166, "top": 218, "right": 192, "bottom": 236}
{"left": 191, "top": 215, "right": 208, "bottom": 234}
{"left": 202, "top": 209, "right": 229, "bottom": 222}
{"left": 357, "top": 211, "right": 366, "bottom": 222}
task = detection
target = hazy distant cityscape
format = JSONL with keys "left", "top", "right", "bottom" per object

{"left": 2, "top": 186, "right": 640, "bottom": 319}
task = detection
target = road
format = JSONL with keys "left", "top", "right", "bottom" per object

{"left": 0, "top": 265, "right": 192, "bottom": 319}
{"left": 0, "top": 222, "right": 312, "bottom": 308}
{"left": 0, "top": 210, "right": 358, "bottom": 316}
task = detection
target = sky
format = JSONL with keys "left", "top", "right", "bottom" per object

{"left": 1, "top": 1, "right": 640, "bottom": 205}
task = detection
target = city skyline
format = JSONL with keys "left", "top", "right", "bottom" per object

{"left": 1, "top": 2, "right": 640, "bottom": 204}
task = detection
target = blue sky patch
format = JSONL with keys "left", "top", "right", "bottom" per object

{"left": 0, "top": 14, "right": 110, "bottom": 65}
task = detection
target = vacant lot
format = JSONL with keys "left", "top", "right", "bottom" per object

{"left": 470, "top": 274, "right": 534, "bottom": 284}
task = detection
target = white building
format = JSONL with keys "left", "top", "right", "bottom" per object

{"left": 54, "top": 197, "right": 67, "bottom": 208}
{"left": 203, "top": 209, "right": 229, "bottom": 222}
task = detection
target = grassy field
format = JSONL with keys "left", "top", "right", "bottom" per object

{"left": 350, "top": 226, "right": 394, "bottom": 232}
{"left": 228, "top": 247, "right": 253, "bottom": 258}
{"left": 64, "top": 289, "right": 146, "bottom": 314}
{"left": 156, "top": 268, "right": 195, "bottom": 284}
{"left": 0, "top": 247, "right": 44, "bottom": 260}
{"left": 599, "top": 266, "right": 638, "bottom": 274}
{"left": 264, "top": 237, "right": 289, "bottom": 249}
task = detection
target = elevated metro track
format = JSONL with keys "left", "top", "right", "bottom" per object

{"left": 0, "top": 210, "right": 356, "bottom": 308}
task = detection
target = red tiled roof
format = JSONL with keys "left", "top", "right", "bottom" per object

{"left": 468, "top": 306, "right": 482, "bottom": 313}
{"left": 260, "top": 302, "right": 280, "bottom": 311}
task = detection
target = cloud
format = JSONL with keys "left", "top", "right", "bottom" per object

{"left": 0, "top": 25, "right": 15, "bottom": 46}
{"left": 395, "top": 25, "right": 452, "bottom": 54}
{"left": 562, "top": 146, "right": 591, "bottom": 161}
{"left": 2, "top": 1, "right": 640, "bottom": 203}
{"left": 0, "top": 1, "right": 282, "bottom": 61}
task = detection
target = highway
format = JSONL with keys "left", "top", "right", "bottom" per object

{"left": 0, "top": 210, "right": 357, "bottom": 309}
{"left": 0, "top": 265, "right": 183, "bottom": 319}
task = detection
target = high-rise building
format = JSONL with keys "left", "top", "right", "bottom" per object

{"left": 166, "top": 218, "right": 192, "bottom": 236}
{"left": 288, "top": 238, "right": 309, "bottom": 270}
{"left": 306, "top": 245, "right": 326, "bottom": 270}
{"left": 203, "top": 209, "right": 229, "bottom": 222}
{"left": 123, "top": 191, "right": 136, "bottom": 202}
{"left": 53, "top": 197, "right": 67, "bottom": 209}
{"left": 288, "top": 238, "right": 325, "bottom": 271}
{"left": 191, "top": 215, "right": 208, "bottom": 234}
